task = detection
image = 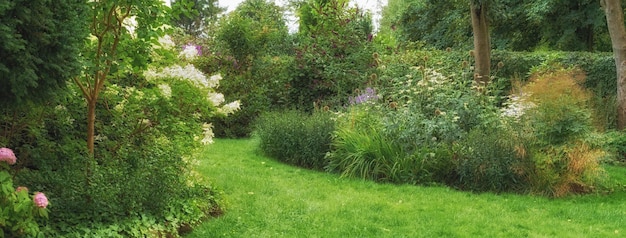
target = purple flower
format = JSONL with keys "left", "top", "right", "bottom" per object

{"left": 349, "top": 87, "right": 378, "bottom": 105}
{"left": 33, "top": 192, "right": 49, "bottom": 208}
{"left": 0, "top": 147, "right": 16, "bottom": 165}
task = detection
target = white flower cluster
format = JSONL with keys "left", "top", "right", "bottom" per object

{"left": 144, "top": 65, "right": 220, "bottom": 89}
{"left": 501, "top": 93, "right": 536, "bottom": 118}
{"left": 157, "top": 35, "right": 176, "bottom": 49}
{"left": 200, "top": 123, "right": 214, "bottom": 145}
{"left": 208, "top": 92, "right": 225, "bottom": 106}
{"left": 179, "top": 44, "right": 199, "bottom": 60}
{"left": 419, "top": 68, "right": 447, "bottom": 86}
{"left": 218, "top": 100, "right": 241, "bottom": 115}
{"left": 158, "top": 84, "right": 172, "bottom": 99}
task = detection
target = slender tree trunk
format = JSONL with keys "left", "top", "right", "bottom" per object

{"left": 470, "top": 2, "right": 490, "bottom": 83}
{"left": 601, "top": 0, "right": 626, "bottom": 129}
{"left": 87, "top": 97, "right": 96, "bottom": 155}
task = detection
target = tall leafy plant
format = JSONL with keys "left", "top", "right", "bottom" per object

{"left": 74, "top": 0, "right": 169, "bottom": 154}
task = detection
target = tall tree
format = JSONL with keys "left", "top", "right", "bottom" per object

{"left": 0, "top": 0, "right": 88, "bottom": 105}
{"left": 75, "top": 0, "right": 168, "bottom": 154}
{"left": 171, "top": 0, "right": 225, "bottom": 37}
{"left": 601, "top": 0, "right": 626, "bottom": 129}
{"left": 471, "top": 0, "right": 491, "bottom": 83}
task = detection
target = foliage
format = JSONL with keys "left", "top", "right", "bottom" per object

{"left": 523, "top": 67, "right": 593, "bottom": 145}
{"left": 170, "top": 0, "right": 225, "bottom": 37}
{"left": 455, "top": 125, "right": 530, "bottom": 192}
{"left": 1, "top": 149, "right": 49, "bottom": 237}
{"left": 290, "top": 0, "right": 376, "bottom": 110}
{"left": 201, "top": 55, "right": 294, "bottom": 138}
{"left": 216, "top": 0, "right": 290, "bottom": 68}
{"left": 504, "top": 66, "right": 606, "bottom": 197}
{"left": 325, "top": 106, "right": 404, "bottom": 181}
{"left": 0, "top": 0, "right": 88, "bottom": 105}
{"left": 1, "top": 38, "right": 229, "bottom": 236}
{"left": 391, "top": 0, "right": 611, "bottom": 51}
{"left": 256, "top": 110, "right": 335, "bottom": 170}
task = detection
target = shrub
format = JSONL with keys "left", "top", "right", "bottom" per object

{"left": 0, "top": 148, "right": 49, "bottom": 237}
{"left": 256, "top": 110, "right": 335, "bottom": 170}
{"left": 529, "top": 143, "right": 604, "bottom": 197}
{"left": 502, "top": 66, "right": 606, "bottom": 197}
{"left": 523, "top": 67, "right": 593, "bottom": 145}
{"left": 2, "top": 39, "right": 228, "bottom": 236}
{"left": 455, "top": 125, "right": 531, "bottom": 193}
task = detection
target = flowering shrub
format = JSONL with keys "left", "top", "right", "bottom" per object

{"left": 1, "top": 35, "right": 231, "bottom": 236}
{"left": 1, "top": 148, "right": 49, "bottom": 237}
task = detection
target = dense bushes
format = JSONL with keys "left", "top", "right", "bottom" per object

{"left": 256, "top": 110, "right": 335, "bottom": 170}
{"left": 1, "top": 41, "right": 228, "bottom": 236}
{"left": 257, "top": 60, "right": 609, "bottom": 197}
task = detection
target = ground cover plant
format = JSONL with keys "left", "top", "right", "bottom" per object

{"left": 187, "top": 139, "right": 626, "bottom": 237}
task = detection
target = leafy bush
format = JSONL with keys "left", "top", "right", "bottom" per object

{"left": 2, "top": 40, "right": 229, "bottom": 236}
{"left": 1, "top": 148, "right": 49, "bottom": 237}
{"left": 256, "top": 110, "right": 335, "bottom": 170}
{"left": 529, "top": 143, "right": 604, "bottom": 197}
{"left": 523, "top": 67, "right": 593, "bottom": 145}
{"left": 502, "top": 66, "right": 606, "bottom": 197}
{"left": 455, "top": 125, "right": 530, "bottom": 192}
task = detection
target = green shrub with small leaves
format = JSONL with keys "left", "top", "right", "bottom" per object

{"left": 256, "top": 110, "right": 335, "bottom": 170}
{"left": 455, "top": 124, "right": 531, "bottom": 193}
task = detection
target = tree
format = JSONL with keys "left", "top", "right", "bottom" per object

{"left": 471, "top": 0, "right": 491, "bottom": 83}
{"left": 74, "top": 0, "right": 168, "bottom": 154}
{"left": 601, "top": 0, "right": 626, "bottom": 129}
{"left": 216, "top": 0, "right": 290, "bottom": 67}
{"left": 0, "top": 0, "right": 88, "bottom": 105}
{"left": 170, "top": 0, "right": 225, "bottom": 37}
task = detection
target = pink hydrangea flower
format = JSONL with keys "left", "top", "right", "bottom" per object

{"left": 33, "top": 192, "right": 49, "bottom": 208}
{"left": 0, "top": 147, "right": 17, "bottom": 165}
{"left": 16, "top": 186, "right": 28, "bottom": 193}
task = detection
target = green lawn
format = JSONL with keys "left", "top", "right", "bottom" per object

{"left": 186, "top": 138, "right": 626, "bottom": 238}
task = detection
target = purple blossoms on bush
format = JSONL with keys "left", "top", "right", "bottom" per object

{"left": 349, "top": 87, "right": 378, "bottom": 105}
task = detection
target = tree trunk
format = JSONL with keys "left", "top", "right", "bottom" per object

{"left": 87, "top": 97, "right": 96, "bottom": 155}
{"left": 601, "top": 0, "right": 626, "bottom": 130}
{"left": 470, "top": 2, "right": 490, "bottom": 84}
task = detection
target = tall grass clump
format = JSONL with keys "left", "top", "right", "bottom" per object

{"left": 325, "top": 106, "right": 407, "bottom": 182}
{"left": 256, "top": 110, "right": 335, "bottom": 170}
{"left": 510, "top": 66, "right": 605, "bottom": 197}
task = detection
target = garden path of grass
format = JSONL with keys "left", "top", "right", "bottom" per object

{"left": 186, "top": 138, "right": 626, "bottom": 238}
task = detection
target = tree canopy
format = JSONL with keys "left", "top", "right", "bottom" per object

{"left": 0, "top": 0, "right": 88, "bottom": 105}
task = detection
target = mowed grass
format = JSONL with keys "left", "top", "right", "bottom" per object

{"left": 187, "top": 138, "right": 626, "bottom": 238}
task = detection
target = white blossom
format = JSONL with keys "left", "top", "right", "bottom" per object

{"left": 179, "top": 44, "right": 199, "bottom": 60}
{"left": 158, "top": 84, "right": 172, "bottom": 99}
{"left": 218, "top": 100, "right": 241, "bottom": 115}
{"left": 208, "top": 92, "right": 225, "bottom": 106}
{"left": 158, "top": 35, "right": 176, "bottom": 49}
{"left": 201, "top": 123, "right": 214, "bottom": 145}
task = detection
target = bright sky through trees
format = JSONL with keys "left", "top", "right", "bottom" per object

{"left": 165, "top": 0, "right": 387, "bottom": 32}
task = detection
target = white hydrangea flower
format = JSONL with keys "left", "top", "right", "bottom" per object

{"left": 208, "top": 92, "right": 225, "bottom": 106}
